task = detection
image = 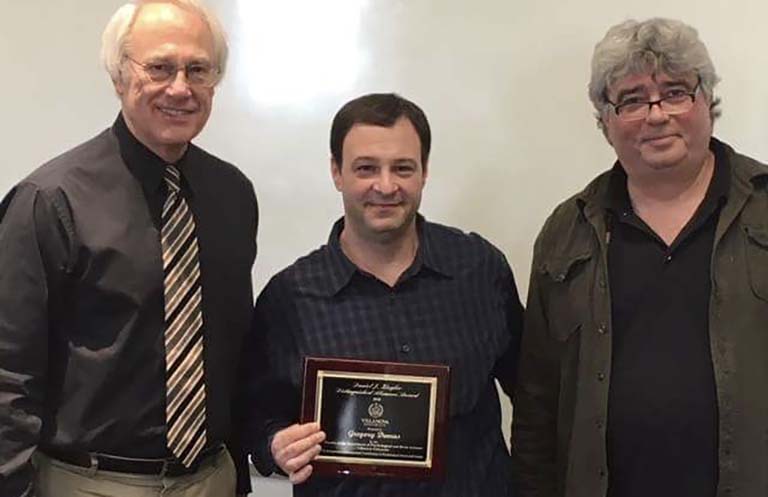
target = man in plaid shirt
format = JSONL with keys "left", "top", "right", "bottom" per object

{"left": 246, "top": 93, "right": 522, "bottom": 497}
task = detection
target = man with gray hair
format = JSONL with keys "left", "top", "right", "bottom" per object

{"left": 513, "top": 18, "right": 768, "bottom": 497}
{"left": 0, "top": 1, "right": 257, "bottom": 496}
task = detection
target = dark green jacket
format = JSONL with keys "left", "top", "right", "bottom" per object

{"left": 513, "top": 138, "right": 768, "bottom": 497}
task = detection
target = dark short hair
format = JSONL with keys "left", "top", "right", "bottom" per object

{"left": 330, "top": 93, "right": 431, "bottom": 169}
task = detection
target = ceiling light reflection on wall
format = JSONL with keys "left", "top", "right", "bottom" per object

{"left": 237, "top": 0, "right": 368, "bottom": 106}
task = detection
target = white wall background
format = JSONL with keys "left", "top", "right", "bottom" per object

{"left": 2, "top": 0, "right": 767, "bottom": 494}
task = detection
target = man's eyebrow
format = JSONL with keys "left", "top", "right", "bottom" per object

{"left": 614, "top": 79, "right": 694, "bottom": 101}
{"left": 615, "top": 85, "right": 644, "bottom": 102}
{"left": 142, "top": 53, "right": 212, "bottom": 64}
{"left": 351, "top": 156, "right": 379, "bottom": 164}
{"left": 393, "top": 158, "right": 418, "bottom": 166}
{"left": 658, "top": 79, "right": 694, "bottom": 89}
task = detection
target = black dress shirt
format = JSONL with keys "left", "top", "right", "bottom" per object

{"left": 605, "top": 147, "right": 729, "bottom": 497}
{"left": 0, "top": 114, "right": 258, "bottom": 496}
{"left": 248, "top": 216, "right": 523, "bottom": 497}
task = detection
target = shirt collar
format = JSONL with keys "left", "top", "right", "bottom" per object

{"left": 417, "top": 216, "right": 454, "bottom": 278}
{"left": 321, "top": 214, "right": 454, "bottom": 296}
{"left": 112, "top": 112, "right": 196, "bottom": 196}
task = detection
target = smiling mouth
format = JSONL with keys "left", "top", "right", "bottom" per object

{"left": 642, "top": 134, "right": 677, "bottom": 143}
{"left": 158, "top": 107, "right": 196, "bottom": 117}
{"left": 367, "top": 202, "right": 401, "bottom": 208}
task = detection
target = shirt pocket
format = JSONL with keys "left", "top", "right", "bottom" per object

{"left": 744, "top": 224, "right": 768, "bottom": 301}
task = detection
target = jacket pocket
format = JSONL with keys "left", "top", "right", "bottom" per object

{"left": 540, "top": 250, "right": 593, "bottom": 342}
{"left": 744, "top": 224, "right": 768, "bottom": 301}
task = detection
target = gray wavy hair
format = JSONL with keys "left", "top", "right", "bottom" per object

{"left": 588, "top": 18, "right": 721, "bottom": 127}
{"left": 101, "top": 0, "right": 228, "bottom": 86}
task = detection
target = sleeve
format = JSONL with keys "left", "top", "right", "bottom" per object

{"left": 492, "top": 252, "right": 524, "bottom": 401}
{"left": 229, "top": 186, "right": 258, "bottom": 495}
{"left": 0, "top": 184, "right": 70, "bottom": 497}
{"left": 511, "top": 231, "right": 560, "bottom": 497}
{"left": 244, "top": 275, "right": 300, "bottom": 478}
{"left": 231, "top": 309, "right": 255, "bottom": 494}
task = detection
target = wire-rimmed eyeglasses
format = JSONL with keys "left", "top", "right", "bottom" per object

{"left": 124, "top": 55, "right": 219, "bottom": 88}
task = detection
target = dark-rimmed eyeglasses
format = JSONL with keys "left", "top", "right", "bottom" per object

{"left": 607, "top": 79, "right": 701, "bottom": 122}
{"left": 124, "top": 55, "right": 219, "bottom": 88}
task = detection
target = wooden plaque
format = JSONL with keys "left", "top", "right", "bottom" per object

{"left": 300, "top": 357, "right": 450, "bottom": 479}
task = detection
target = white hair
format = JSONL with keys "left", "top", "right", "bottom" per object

{"left": 101, "top": 0, "right": 229, "bottom": 85}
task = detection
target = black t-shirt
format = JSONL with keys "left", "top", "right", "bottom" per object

{"left": 605, "top": 147, "right": 729, "bottom": 497}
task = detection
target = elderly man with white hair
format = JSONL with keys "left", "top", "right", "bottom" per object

{"left": 0, "top": 1, "right": 257, "bottom": 496}
{"left": 513, "top": 17, "right": 768, "bottom": 497}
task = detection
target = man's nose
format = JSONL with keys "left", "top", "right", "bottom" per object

{"left": 373, "top": 171, "right": 398, "bottom": 195}
{"left": 645, "top": 100, "right": 670, "bottom": 123}
{"left": 165, "top": 69, "right": 193, "bottom": 96}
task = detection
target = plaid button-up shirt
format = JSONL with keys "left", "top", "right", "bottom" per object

{"left": 247, "top": 216, "right": 522, "bottom": 497}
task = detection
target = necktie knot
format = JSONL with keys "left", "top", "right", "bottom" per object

{"left": 164, "top": 165, "right": 181, "bottom": 193}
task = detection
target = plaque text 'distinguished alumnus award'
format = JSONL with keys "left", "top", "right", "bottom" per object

{"left": 301, "top": 357, "right": 450, "bottom": 479}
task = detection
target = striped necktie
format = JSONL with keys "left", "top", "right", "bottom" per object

{"left": 161, "top": 165, "right": 207, "bottom": 466}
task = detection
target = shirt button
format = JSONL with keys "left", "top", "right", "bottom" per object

{"left": 597, "top": 325, "right": 608, "bottom": 335}
{"left": 599, "top": 469, "right": 606, "bottom": 478}
{"left": 597, "top": 372, "right": 606, "bottom": 382}
{"left": 401, "top": 343, "right": 411, "bottom": 353}
{"left": 596, "top": 419, "right": 604, "bottom": 429}
{"left": 665, "top": 254, "right": 673, "bottom": 263}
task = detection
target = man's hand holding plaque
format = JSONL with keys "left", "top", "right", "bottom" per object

{"left": 270, "top": 422, "right": 326, "bottom": 484}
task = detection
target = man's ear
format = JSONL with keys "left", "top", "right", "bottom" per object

{"left": 602, "top": 127, "right": 612, "bottom": 146}
{"left": 113, "top": 70, "right": 127, "bottom": 96}
{"left": 598, "top": 116, "right": 612, "bottom": 146}
{"left": 331, "top": 158, "right": 343, "bottom": 192}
